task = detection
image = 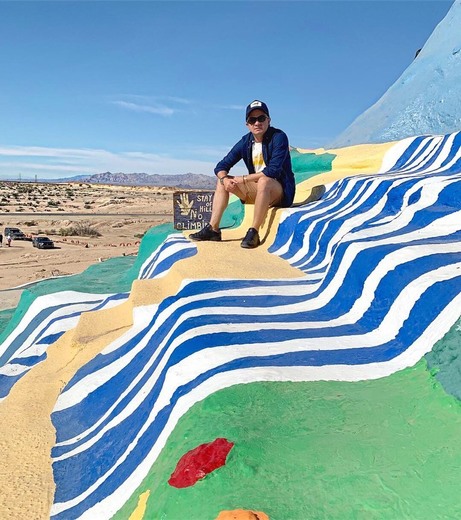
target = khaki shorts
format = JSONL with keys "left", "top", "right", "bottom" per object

{"left": 239, "top": 178, "right": 258, "bottom": 204}
{"left": 238, "top": 178, "right": 283, "bottom": 207}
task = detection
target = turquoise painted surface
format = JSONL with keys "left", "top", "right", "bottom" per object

{"left": 291, "top": 150, "right": 336, "bottom": 184}
{"left": 219, "top": 198, "right": 245, "bottom": 229}
{"left": 0, "top": 290, "right": 37, "bottom": 348}
{"left": 0, "top": 308, "right": 14, "bottom": 336}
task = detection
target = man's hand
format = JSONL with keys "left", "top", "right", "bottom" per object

{"left": 225, "top": 176, "right": 246, "bottom": 193}
{"left": 231, "top": 176, "right": 245, "bottom": 186}
{"left": 222, "top": 175, "right": 236, "bottom": 193}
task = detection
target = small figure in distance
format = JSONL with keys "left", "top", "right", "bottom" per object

{"left": 190, "top": 100, "right": 295, "bottom": 249}
{"left": 0, "top": 233, "right": 2, "bottom": 247}
{"left": 6, "top": 235, "right": 11, "bottom": 247}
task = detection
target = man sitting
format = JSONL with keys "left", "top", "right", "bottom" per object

{"left": 190, "top": 100, "right": 295, "bottom": 248}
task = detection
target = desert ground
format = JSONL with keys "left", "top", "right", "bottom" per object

{"left": 0, "top": 181, "right": 176, "bottom": 308}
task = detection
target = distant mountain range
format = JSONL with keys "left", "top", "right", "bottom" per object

{"left": 7, "top": 172, "right": 217, "bottom": 190}
{"left": 59, "top": 172, "right": 217, "bottom": 189}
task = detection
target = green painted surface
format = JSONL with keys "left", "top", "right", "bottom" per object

{"left": 115, "top": 358, "right": 461, "bottom": 520}
{"left": 291, "top": 150, "right": 336, "bottom": 184}
{"left": 426, "top": 317, "right": 461, "bottom": 400}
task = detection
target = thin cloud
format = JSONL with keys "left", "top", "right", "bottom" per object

{"left": 219, "top": 104, "right": 245, "bottom": 111}
{"left": 123, "top": 94, "right": 192, "bottom": 105}
{"left": 113, "top": 100, "right": 175, "bottom": 116}
{"left": 111, "top": 94, "right": 194, "bottom": 117}
{"left": 163, "top": 96, "right": 192, "bottom": 105}
{"left": 112, "top": 95, "right": 245, "bottom": 117}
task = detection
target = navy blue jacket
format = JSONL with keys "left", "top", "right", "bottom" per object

{"left": 214, "top": 126, "right": 295, "bottom": 207}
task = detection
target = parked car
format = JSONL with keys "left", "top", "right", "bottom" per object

{"left": 4, "top": 227, "right": 20, "bottom": 236}
{"left": 4, "top": 227, "right": 27, "bottom": 240}
{"left": 32, "top": 235, "right": 50, "bottom": 247}
{"left": 32, "top": 236, "right": 54, "bottom": 249}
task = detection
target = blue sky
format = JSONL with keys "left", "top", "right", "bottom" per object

{"left": 0, "top": 0, "right": 453, "bottom": 180}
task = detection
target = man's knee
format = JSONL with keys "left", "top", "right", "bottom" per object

{"left": 256, "top": 175, "right": 274, "bottom": 191}
{"left": 257, "top": 176, "right": 282, "bottom": 195}
{"left": 256, "top": 176, "right": 283, "bottom": 206}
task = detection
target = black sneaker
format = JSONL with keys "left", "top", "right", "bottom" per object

{"left": 241, "top": 227, "right": 260, "bottom": 249}
{"left": 189, "top": 224, "right": 222, "bottom": 242}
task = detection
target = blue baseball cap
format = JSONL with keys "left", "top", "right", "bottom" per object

{"left": 246, "top": 100, "right": 270, "bottom": 120}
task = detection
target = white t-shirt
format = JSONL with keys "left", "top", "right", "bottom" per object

{"left": 252, "top": 142, "right": 266, "bottom": 172}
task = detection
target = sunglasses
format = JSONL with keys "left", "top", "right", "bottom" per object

{"left": 247, "top": 115, "right": 268, "bottom": 125}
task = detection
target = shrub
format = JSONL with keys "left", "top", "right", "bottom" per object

{"left": 59, "top": 222, "right": 101, "bottom": 237}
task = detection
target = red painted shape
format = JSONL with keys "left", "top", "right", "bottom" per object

{"left": 168, "top": 437, "right": 234, "bottom": 488}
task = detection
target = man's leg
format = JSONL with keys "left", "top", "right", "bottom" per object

{"left": 210, "top": 176, "right": 255, "bottom": 230}
{"left": 251, "top": 176, "right": 283, "bottom": 230}
{"left": 239, "top": 177, "right": 283, "bottom": 249}
{"left": 209, "top": 179, "right": 230, "bottom": 231}
{"left": 190, "top": 178, "right": 236, "bottom": 241}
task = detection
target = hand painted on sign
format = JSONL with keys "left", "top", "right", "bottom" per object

{"left": 177, "top": 193, "right": 194, "bottom": 216}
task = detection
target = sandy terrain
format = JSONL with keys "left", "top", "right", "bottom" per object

{"left": 0, "top": 181, "right": 176, "bottom": 306}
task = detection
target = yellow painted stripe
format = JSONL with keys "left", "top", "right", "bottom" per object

{"left": 129, "top": 490, "right": 151, "bottom": 520}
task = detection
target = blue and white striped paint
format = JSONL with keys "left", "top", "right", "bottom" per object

{"left": 50, "top": 132, "right": 461, "bottom": 519}
{"left": 0, "top": 234, "right": 197, "bottom": 400}
{"left": 0, "top": 292, "right": 129, "bottom": 401}
{"left": 137, "top": 233, "right": 197, "bottom": 280}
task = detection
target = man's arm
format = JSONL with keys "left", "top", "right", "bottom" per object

{"left": 231, "top": 171, "right": 263, "bottom": 186}
{"left": 214, "top": 138, "right": 244, "bottom": 177}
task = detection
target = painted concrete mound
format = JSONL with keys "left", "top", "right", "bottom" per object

{"left": 0, "top": 132, "right": 460, "bottom": 519}
{"left": 331, "top": 0, "right": 461, "bottom": 147}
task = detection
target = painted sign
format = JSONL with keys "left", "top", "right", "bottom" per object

{"left": 173, "top": 191, "right": 214, "bottom": 230}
